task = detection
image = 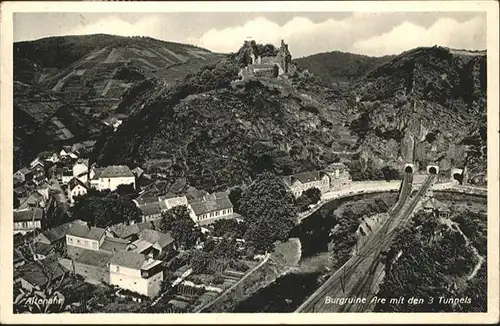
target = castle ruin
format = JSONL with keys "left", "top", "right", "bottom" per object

{"left": 238, "top": 39, "right": 294, "bottom": 80}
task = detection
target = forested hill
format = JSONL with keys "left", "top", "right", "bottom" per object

{"left": 13, "top": 34, "right": 222, "bottom": 169}
{"left": 293, "top": 51, "right": 394, "bottom": 87}
{"left": 96, "top": 54, "right": 358, "bottom": 192}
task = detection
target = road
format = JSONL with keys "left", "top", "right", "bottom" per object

{"left": 295, "top": 173, "right": 436, "bottom": 312}
{"left": 49, "top": 178, "right": 70, "bottom": 213}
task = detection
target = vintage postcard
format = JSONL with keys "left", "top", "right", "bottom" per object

{"left": 1, "top": 1, "right": 498, "bottom": 324}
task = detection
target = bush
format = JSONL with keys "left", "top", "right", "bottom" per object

{"left": 229, "top": 260, "right": 250, "bottom": 272}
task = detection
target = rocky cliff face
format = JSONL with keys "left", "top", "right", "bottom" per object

{"left": 349, "top": 47, "right": 486, "bottom": 184}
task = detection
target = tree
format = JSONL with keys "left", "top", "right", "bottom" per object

{"left": 115, "top": 183, "right": 136, "bottom": 196}
{"left": 228, "top": 187, "right": 243, "bottom": 213}
{"left": 212, "top": 238, "right": 239, "bottom": 259}
{"left": 191, "top": 251, "right": 213, "bottom": 274}
{"left": 303, "top": 187, "right": 321, "bottom": 204}
{"left": 212, "top": 219, "right": 246, "bottom": 238}
{"left": 239, "top": 172, "right": 298, "bottom": 251}
{"left": 160, "top": 205, "right": 200, "bottom": 250}
{"left": 381, "top": 165, "right": 400, "bottom": 181}
{"left": 70, "top": 194, "right": 141, "bottom": 228}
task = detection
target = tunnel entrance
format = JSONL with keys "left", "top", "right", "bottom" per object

{"left": 404, "top": 166, "right": 413, "bottom": 174}
{"left": 429, "top": 167, "right": 437, "bottom": 174}
{"left": 453, "top": 173, "right": 463, "bottom": 184}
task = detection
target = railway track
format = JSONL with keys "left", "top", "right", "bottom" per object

{"left": 295, "top": 172, "right": 435, "bottom": 313}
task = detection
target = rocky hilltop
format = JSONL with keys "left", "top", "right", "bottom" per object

{"left": 349, "top": 46, "right": 486, "bottom": 184}
{"left": 14, "top": 35, "right": 487, "bottom": 188}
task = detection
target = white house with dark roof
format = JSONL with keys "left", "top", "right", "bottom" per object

{"left": 188, "top": 192, "right": 234, "bottom": 226}
{"left": 73, "top": 159, "right": 90, "bottom": 183}
{"left": 66, "top": 222, "right": 106, "bottom": 250}
{"left": 92, "top": 165, "right": 135, "bottom": 191}
{"left": 283, "top": 170, "right": 330, "bottom": 198}
{"left": 67, "top": 177, "right": 88, "bottom": 205}
{"left": 14, "top": 207, "right": 43, "bottom": 234}
{"left": 109, "top": 251, "right": 163, "bottom": 297}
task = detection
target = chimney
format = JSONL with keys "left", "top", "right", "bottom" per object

{"left": 86, "top": 221, "right": 92, "bottom": 230}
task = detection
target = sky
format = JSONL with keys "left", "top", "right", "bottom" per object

{"left": 13, "top": 12, "right": 486, "bottom": 58}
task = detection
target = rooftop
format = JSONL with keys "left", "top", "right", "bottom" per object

{"left": 100, "top": 237, "right": 130, "bottom": 253}
{"left": 110, "top": 251, "right": 161, "bottom": 270}
{"left": 128, "top": 239, "right": 153, "bottom": 254}
{"left": 140, "top": 229, "right": 174, "bottom": 248}
{"left": 70, "top": 247, "right": 114, "bottom": 268}
{"left": 67, "top": 222, "right": 106, "bottom": 241}
{"left": 100, "top": 165, "right": 134, "bottom": 178}
{"left": 91, "top": 167, "right": 106, "bottom": 180}
{"left": 190, "top": 197, "right": 233, "bottom": 215}
{"left": 283, "top": 170, "right": 324, "bottom": 186}
{"left": 17, "top": 256, "right": 68, "bottom": 287}
{"left": 68, "top": 177, "right": 88, "bottom": 191}
{"left": 14, "top": 207, "right": 43, "bottom": 222}
{"left": 134, "top": 196, "right": 159, "bottom": 207}
{"left": 139, "top": 202, "right": 162, "bottom": 216}
{"left": 35, "top": 221, "right": 74, "bottom": 244}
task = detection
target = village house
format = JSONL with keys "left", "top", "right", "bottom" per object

{"left": 36, "top": 182, "right": 51, "bottom": 201}
{"left": 133, "top": 196, "right": 158, "bottom": 207}
{"left": 108, "top": 220, "right": 163, "bottom": 242}
{"left": 18, "top": 191, "right": 46, "bottom": 209}
{"left": 14, "top": 167, "right": 33, "bottom": 184}
{"left": 92, "top": 165, "right": 135, "bottom": 191}
{"left": 99, "top": 237, "right": 130, "bottom": 254}
{"left": 159, "top": 193, "right": 189, "bottom": 212}
{"left": 32, "top": 241, "right": 56, "bottom": 261}
{"left": 73, "top": 159, "right": 90, "bottom": 183}
{"left": 89, "top": 167, "right": 105, "bottom": 188}
{"left": 29, "top": 157, "right": 44, "bottom": 170}
{"left": 14, "top": 207, "right": 43, "bottom": 234}
{"left": 66, "top": 222, "right": 106, "bottom": 251}
{"left": 15, "top": 256, "right": 68, "bottom": 292}
{"left": 109, "top": 251, "right": 164, "bottom": 298}
{"left": 67, "top": 178, "right": 88, "bottom": 205}
{"left": 127, "top": 229, "right": 175, "bottom": 258}
{"left": 324, "top": 162, "right": 352, "bottom": 190}
{"left": 61, "top": 168, "right": 73, "bottom": 185}
{"left": 34, "top": 221, "right": 75, "bottom": 245}
{"left": 44, "top": 152, "right": 59, "bottom": 163}
{"left": 132, "top": 167, "right": 145, "bottom": 179}
{"left": 188, "top": 192, "right": 234, "bottom": 226}
{"left": 139, "top": 202, "right": 162, "bottom": 222}
{"left": 59, "top": 148, "right": 69, "bottom": 158}
{"left": 59, "top": 247, "right": 113, "bottom": 284}
{"left": 283, "top": 170, "right": 330, "bottom": 198}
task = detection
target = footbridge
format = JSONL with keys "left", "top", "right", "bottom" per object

{"left": 295, "top": 167, "right": 437, "bottom": 312}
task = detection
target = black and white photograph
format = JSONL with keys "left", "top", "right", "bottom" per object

{"left": 1, "top": 1, "right": 498, "bottom": 324}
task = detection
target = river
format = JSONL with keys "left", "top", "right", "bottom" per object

{"left": 233, "top": 191, "right": 487, "bottom": 313}
{"left": 233, "top": 192, "right": 394, "bottom": 313}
